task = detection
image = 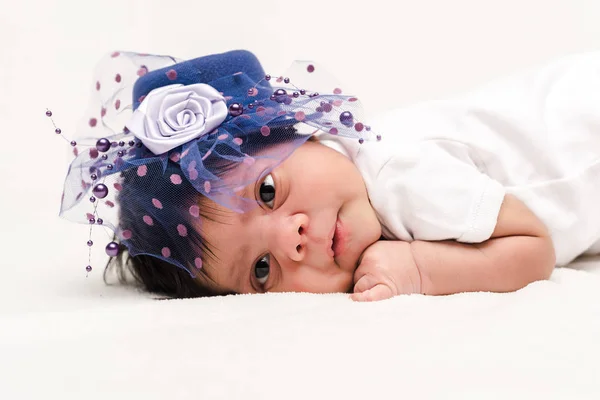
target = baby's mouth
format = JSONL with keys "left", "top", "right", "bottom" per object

{"left": 331, "top": 229, "right": 339, "bottom": 256}
{"left": 332, "top": 218, "right": 346, "bottom": 258}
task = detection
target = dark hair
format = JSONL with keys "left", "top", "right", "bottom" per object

{"left": 103, "top": 161, "right": 227, "bottom": 299}
{"left": 105, "top": 243, "right": 218, "bottom": 298}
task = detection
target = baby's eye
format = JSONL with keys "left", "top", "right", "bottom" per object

{"left": 259, "top": 174, "right": 276, "bottom": 208}
{"left": 254, "top": 254, "right": 270, "bottom": 286}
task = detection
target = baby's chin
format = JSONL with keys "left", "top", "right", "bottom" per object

{"left": 343, "top": 279, "right": 355, "bottom": 294}
{"left": 321, "top": 275, "right": 355, "bottom": 295}
{"left": 341, "top": 214, "right": 381, "bottom": 273}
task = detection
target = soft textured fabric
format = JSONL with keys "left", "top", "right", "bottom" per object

{"left": 321, "top": 51, "right": 600, "bottom": 266}
{"left": 127, "top": 83, "right": 229, "bottom": 154}
{"left": 2, "top": 260, "right": 600, "bottom": 399}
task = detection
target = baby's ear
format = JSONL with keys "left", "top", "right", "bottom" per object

{"left": 307, "top": 135, "right": 319, "bottom": 142}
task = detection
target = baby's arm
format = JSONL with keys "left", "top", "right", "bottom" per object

{"left": 413, "top": 194, "right": 555, "bottom": 295}
{"left": 351, "top": 194, "right": 556, "bottom": 301}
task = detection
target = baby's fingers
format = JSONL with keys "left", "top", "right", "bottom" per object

{"left": 350, "top": 283, "right": 394, "bottom": 302}
{"left": 353, "top": 273, "right": 380, "bottom": 294}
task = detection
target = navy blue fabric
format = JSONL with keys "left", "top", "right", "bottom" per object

{"left": 132, "top": 50, "right": 269, "bottom": 110}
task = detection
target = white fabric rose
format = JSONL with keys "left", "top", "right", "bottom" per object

{"left": 127, "top": 83, "right": 228, "bottom": 154}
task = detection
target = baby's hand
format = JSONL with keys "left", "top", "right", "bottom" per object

{"left": 350, "top": 241, "right": 421, "bottom": 302}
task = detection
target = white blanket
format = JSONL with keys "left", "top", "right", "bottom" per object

{"left": 1, "top": 258, "right": 599, "bottom": 399}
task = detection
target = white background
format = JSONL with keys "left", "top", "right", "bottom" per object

{"left": 2, "top": 1, "right": 600, "bottom": 398}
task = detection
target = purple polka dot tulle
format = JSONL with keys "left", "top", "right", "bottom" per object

{"left": 58, "top": 51, "right": 380, "bottom": 276}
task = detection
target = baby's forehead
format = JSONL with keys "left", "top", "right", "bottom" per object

{"left": 193, "top": 136, "right": 338, "bottom": 221}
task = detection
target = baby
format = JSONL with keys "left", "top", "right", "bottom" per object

{"left": 57, "top": 50, "right": 600, "bottom": 301}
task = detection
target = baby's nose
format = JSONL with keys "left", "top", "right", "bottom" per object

{"left": 275, "top": 213, "right": 309, "bottom": 262}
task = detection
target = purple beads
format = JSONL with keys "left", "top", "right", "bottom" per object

{"left": 55, "top": 128, "right": 62, "bottom": 134}
{"left": 265, "top": 74, "right": 271, "bottom": 81}
{"left": 96, "top": 138, "right": 111, "bottom": 153}
{"left": 339, "top": 111, "right": 354, "bottom": 127}
{"left": 96, "top": 218, "right": 103, "bottom": 225}
{"left": 376, "top": 134, "right": 382, "bottom": 141}
{"left": 128, "top": 141, "right": 135, "bottom": 146}
{"left": 89, "top": 217, "right": 96, "bottom": 224}
{"left": 273, "top": 89, "right": 287, "bottom": 103}
{"left": 105, "top": 241, "right": 120, "bottom": 257}
{"left": 70, "top": 141, "right": 77, "bottom": 147}
{"left": 118, "top": 141, "right": 125, "bottom": 147}
{"left": 358, "top": 138, "right": 365, "bottom": 144}
{"left": 46, "top": 110, "right": 52, "bottom": 117}
{"left": 228, "top": 103, "right": 243, "bottom": 117}
{"left": 92, "top": 184, "right": 109, "bottom": 199}
{"left": 89, "top": 196, "right": 96, "bottom": 203}
{"left": 300, "top": 89, "right": 306, "bottom": 95}
{"left": 86, "top": 265, "right": 92, "bottom": 273}
{"left": 87, "top": 240, "right": 94, "bottom": 247}
{"left": 117, "top": 150, "right": 124, "bottom": 157}
{"left": 106, "top": 164, "right": 113, "bottom": 170}
{"left": 90, "top": 174, "right": 97, "bottom": 180}
{"left": 101, "top": 154, "right": 108, "bottom": 160}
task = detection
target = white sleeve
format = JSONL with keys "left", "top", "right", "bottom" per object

{"left": 368, "top": 139, "right": 506, "bottom": 243}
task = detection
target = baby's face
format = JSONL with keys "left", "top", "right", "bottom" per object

{"left": 198, "top": 140, "right": 381, "bottom": 294}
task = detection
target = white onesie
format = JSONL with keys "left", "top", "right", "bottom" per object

{"left": 321, "top": 51, "right": 600, "bottom": 266}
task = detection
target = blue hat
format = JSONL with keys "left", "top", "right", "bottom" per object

{"left": 132, "top": 50, "right": 269, "bottom": 111}
{"left": 57, "top": 49, "right": 379, "bottom": 276}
